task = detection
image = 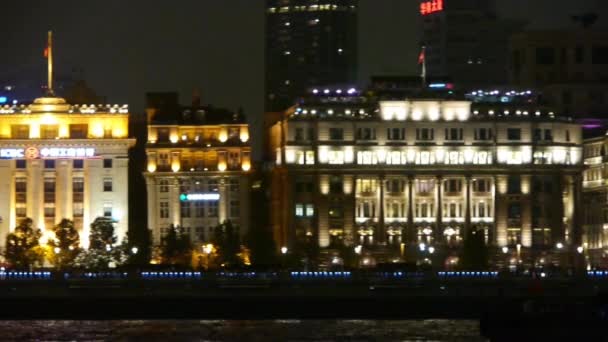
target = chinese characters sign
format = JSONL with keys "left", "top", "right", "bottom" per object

{"left": 0, "top": 147, "right": 96, "bottom": 159}
{"left": 420, "top": 0, "right": 443, "bottom": 15}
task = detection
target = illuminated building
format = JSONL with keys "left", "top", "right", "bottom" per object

{"left": 0, "top": 97, "right": 134, "bottom": 248}
{"left": 265, "top": 0, "right": 358, "bottom": 111}
{"left": 269, "top": 87, "right": 584, "bottom": 265}
{"left": 144, "top": 93, "right": 251, "bottom": 245}
{"left": 419, "top": 0, "right": 523, "bottom": 86}
{"left": 0, "top": 32, "right": 134, "bottom": 250}
{"left": 582, "top": 136, "right": 608, "bottom": 267}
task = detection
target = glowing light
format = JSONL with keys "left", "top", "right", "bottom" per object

{"left": 180, "top": 193, "right": 220, "bottom": 201}
{"left": 577, "top": 246, "right": 584, "bottom": 254}
{"left": 556, "top": 242, "right": 564, "bottom": 249}
{"left": 419, "top": 243, "right": 426, "bottom": 251}
{"left": 169, "top": 134, "right": 179, "bottom": 144}
{"left": 281, "top": 246, "right": 288, "bottom": 254}
{"left": 218, "top": 130, "right": 228, "bottom": 143}
{"left": 502, "top": 246, "right": 509, "bottom": 254}
{"left": 241, "top": 161, "right": 251, "bottom": 171}
{"left": 218, "top": 162, "right": 227, "bottom": 172}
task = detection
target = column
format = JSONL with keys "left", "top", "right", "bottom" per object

{"left": 317, "top": 174, "right": 330, "bottom": 248}
{"left": 218, "top": 177, "right": 227, "bottom": 224}
{"left": 377, "top": 175, "right": 386, "bottom": 244}
{"left": 521, "top": 175, "right": 532, "bottom": 247}
{"left": 343, "top": 174, "right": 355, "bottom": 246}
{"left": 465, "top": 175, "right": 472, "bottom": 235}
{"left": 407, "top": 175, "right": 415, "bottom": 243}
{"left": 27, "top": 160, "right": 44, "bottom": 230}
{"left": 435, "top": 176, "right": 443, "bottom": 243}
{"left": 146, "top": 177, "right": 158, "bottom": 244}
{"left": 55, "top": 160, "right": 72, "bottom": 221}
{"left": 171, "top": 177, "right": 180, "bottom": 227}
{"left": 495, "top": 175, "right": 508, "bottom": 247}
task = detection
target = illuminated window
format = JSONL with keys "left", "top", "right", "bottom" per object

{"left": 295, "top": 204, "right": 304, "bottom": 217}
{"left": 416, "top": 179, "right": 434, "bottom": 193}
{"left": 444, "top": 128, "right": 463, "bottom": 141}
{"left": 103, "top": 203, "right": 113, "bottom": 218}
{"left": 474, "top": 128, "right": 493, "bottom": 141}
{"left": 41, "top": 125, "right": 58, "bottom": 139}
{"left": 387, "top": 128, "right": 405, "bottom": 140}
{"left": 356, "top": 127, "right": 376, "bottom": 140}
{"left": 11, "top": 125, "right": 29, "bottom": 139}
{"left": 73, "top": 203, "right": 84, "bottom": 218}
{"left": 327, "top": 150, "right": 344, "bottom": 164}
{"left": 195, "top": 202, "right": 205, "bottom": 218}
{"left": 207, "top": 201, "right": 218, "bottom": 217}
{"left": 69, "top": 124, "right": 88, "bottom": 139}
{"left": 305, "top": 151, "right": 315, "bottom": 165}
{"left": 230, "top": 200, "right": 240, "bottom": 218}
{"left": 357, "top": 151, "right": 375, "bottom": 165}
{"left": 180, "top": 200, "right": 191, "bottom": 218}
{"left": 305, "top": 204, "right": 314, "bottom": 217}
{"left": 73, "top": 177, "right": 84, "bottom": 203}
{"left": 416, "top": 128, "right": 434, "bottom": 141}
{"left": 159, "top": 180, "right": 169, "bottom": 192}
{"left": 160, "top": 202, "right": 169, "bottom": 218}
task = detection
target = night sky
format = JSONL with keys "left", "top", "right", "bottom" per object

{"left": 1, "top": 0, "right": 606, "bottom": 156}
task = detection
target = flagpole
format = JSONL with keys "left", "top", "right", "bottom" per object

{"left": 47, "top": 30, "right": 53, "bottom": 96}
{"left": 420, "top": 46, "right": 426, "bottom": 89}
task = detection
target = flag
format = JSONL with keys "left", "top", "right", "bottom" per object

{"left": 418, "top": 47, "right": 425, "bottom": 64}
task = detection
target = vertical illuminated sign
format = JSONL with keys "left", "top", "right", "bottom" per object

{"left": 420, "top": 0, "right": 444, "bottom": 15}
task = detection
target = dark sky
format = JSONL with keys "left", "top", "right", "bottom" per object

{"left": 1, "top": 0, "right": 606, "bottom": 156}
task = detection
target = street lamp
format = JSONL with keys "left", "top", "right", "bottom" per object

{"left": 131, "top": 246, "right": 139, "bottom": 255}
{"left": 556, "top": 242, "right": 564, "bottom": 250}
{"left": 577, "top": 246, "right": 584, "bottom": 254}
{"left": 281, "top": 246, "right": 288, "bottom": 255}
{"left": 419, "top": 243, "right": 426, "bottom": 252}
{"left": 54, "top": 247, "right": 61, "bottom": 254}
{"left": 428, "top": 246, "right": 435, "bottom": 254}
{"left": 354, "top": 245, "right": 362, "bottom": 255}
{"left": 502, "top": 246, "right": 509, "bottom": 254}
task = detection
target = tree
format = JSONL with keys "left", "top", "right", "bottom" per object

{"left": 74, "top": 217, "right": 123, "bottom": 270}
{"left": 245, "top": 226, "right": 277, "bottom": 267}
{"left": 459, "top": 228, "right": 488, "bottom": 270}
{"left": 212, "top": 220, "right": 242, "bottom": 268}
{"left": 160, "top": 225, "right": 191, "bottom": 267}
{"left": 49, "top": 219, "right": 81, "bottom": 270}
{"left": 4, "top": 218, "right": 43, "bottom": 269}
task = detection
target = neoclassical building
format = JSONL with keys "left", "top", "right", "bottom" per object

{"left": 582, "top": 135, "right": 608, "bottom": 267}
{"left": 144, "top": 94, "right": 251, "bottom": 245}
{"left": 269, "top": 89, "right": 584, "bottom": 265}
{"left": 0, "top": 96, "right": 135, "bottom": 249}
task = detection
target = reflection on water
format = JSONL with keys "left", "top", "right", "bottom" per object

{"left": 0, "top": 320, "right": 483, "bottom": 341}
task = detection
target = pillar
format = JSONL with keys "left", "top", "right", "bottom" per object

{"left": 219, "top": 177, "right": 227, "bottom": 224}
{"left": 407, "top": 175, "right": 415, "bottom": 243}
{"left": 27, "top": 160, "right": 44, "bottom": 230}
{"left": 465, "top": 175, "right": 472, "bottom": 235}
{"left": 376, "top": 175, "right": 386, "bottom": 244}
{"left": 435, "top": 176, "right": 443, "bottom": 243}
{"left": 521, "top": 175, "right": 532, "bottom": 247}
{"left": 495, "top": 175, "right": 508, "bottom": 246}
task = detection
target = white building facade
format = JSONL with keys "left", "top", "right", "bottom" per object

{"left": 0, "top": 96, "right": 135, "bottom": 249}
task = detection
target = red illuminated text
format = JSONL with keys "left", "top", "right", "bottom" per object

{"left": 420, "top": 0, "right": 444, "bottom": 15}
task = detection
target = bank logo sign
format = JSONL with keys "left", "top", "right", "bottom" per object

{"left": 0, "top": 147, "right": 96, "bottom": 159}
{"left": 179, "top": 193, "right": 220, "bottom": 201}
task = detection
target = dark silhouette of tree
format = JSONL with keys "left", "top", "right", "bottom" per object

{"left": 4, "top": 218, "right": 42, "bottom": 269}
{"left": 160, "top": 225, "right": 191, "bottom": 267}
{"left": 212, "top": 220, "right": 242, "bottom": 268}
{"left": 49, "top": 219, "right": 81, "bottom": 270}
{"left": 459, "top": 228, "right": 488, "bottom": 270}
{"left": 245, "top": 226, "right": 277, "bottom": 267}
{"left": 126, "top": 227, "right": 152, "bottom": 267}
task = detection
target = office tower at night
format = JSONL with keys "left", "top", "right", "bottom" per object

{"left": 265, "top": 0, "right": 358, "bottom": 111}
{"left": 144, "top": 93, "right": 252, "bottom": 245}
{"left": 419, "top": 0, "right": 522, "bottom": 86}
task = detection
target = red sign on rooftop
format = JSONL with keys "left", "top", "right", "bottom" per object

{"left": 420, "top": 0, "right": 444, "bottom": 15}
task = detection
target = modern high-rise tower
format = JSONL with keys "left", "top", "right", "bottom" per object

{"left": 265, "top": 0, "right": 358, "bottom": 111}
{"left": 419, "top": 0, "right": 523, "bottom": 86}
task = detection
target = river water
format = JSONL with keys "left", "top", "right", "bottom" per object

{"left": 0, "top": 320, "right": 483, "bottom": 341}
